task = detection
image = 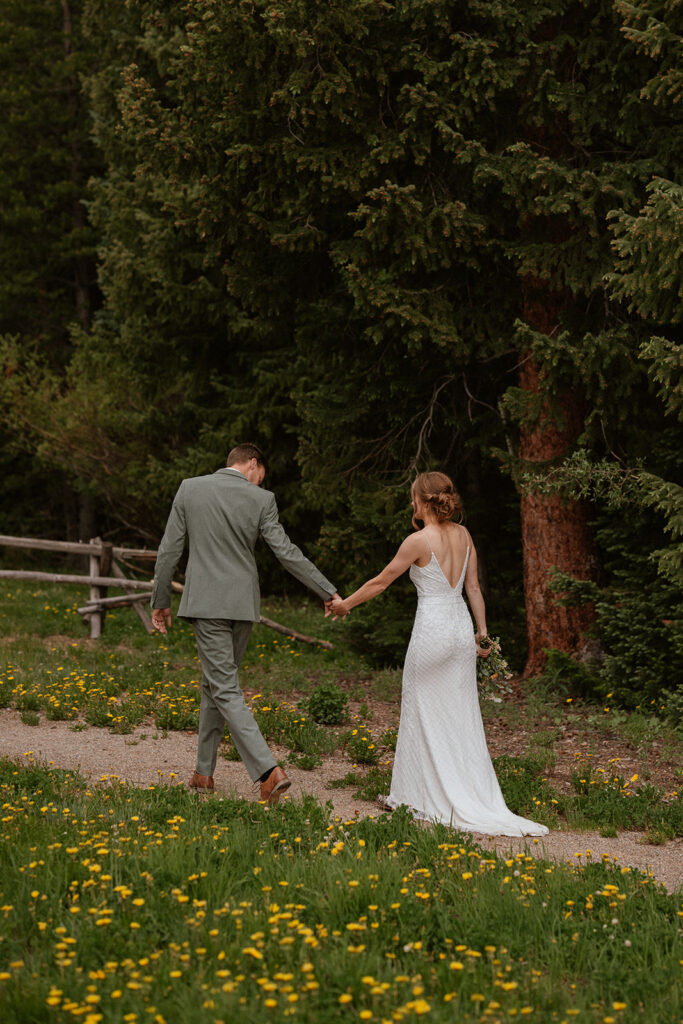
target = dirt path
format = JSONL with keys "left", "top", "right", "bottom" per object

{"left": 1, "top": 709, "right": 680, "bottom": 893}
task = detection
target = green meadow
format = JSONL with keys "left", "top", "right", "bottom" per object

{"left": 0, "top": 760, "right": 680, "bottom": 1024}
{"left": 0, "top": 583, "right": 681, "bottom": 1023}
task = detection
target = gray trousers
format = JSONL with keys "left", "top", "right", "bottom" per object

{"left": 193, "top": 618, "right": 276, "bottom": 782}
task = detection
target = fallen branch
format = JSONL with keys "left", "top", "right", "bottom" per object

{"left": 258, "top": 615, "right": 334, "bottom": 650}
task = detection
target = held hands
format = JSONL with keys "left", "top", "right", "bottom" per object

{"left": 324, "top": 593, "right": 350, "bottom": 620}
{"left": 152, "top": 608, "right": 172, "bottom": 634}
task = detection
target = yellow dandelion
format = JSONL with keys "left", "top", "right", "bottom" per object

{"left": 242, "top": 947, "right": 263, "bottom": 959}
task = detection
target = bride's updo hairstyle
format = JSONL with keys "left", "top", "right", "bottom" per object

{"left": 411, "top": 472, "right": 463, "bottom": 529}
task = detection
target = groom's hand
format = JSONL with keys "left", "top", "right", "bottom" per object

{"left": 325, "top": 593, "right": 348, "bottom": 620}
{"left": 152, "top": 607, "right": 172, "bottom": 634}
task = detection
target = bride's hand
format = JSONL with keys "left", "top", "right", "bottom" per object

{"left": 325, "top": 595, "right": 349, "bottom": 620}
{"left": 475, "top": 633, "right": 492, "bottom": 657}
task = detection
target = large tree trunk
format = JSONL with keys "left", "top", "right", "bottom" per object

{"left": 518, "top": 283, "right": 599, "bottom": 677}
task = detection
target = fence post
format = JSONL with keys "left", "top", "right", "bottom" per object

{"left": 88, "top": 537, "right": 112, "bottom": 639}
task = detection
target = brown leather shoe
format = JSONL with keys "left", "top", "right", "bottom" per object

{"left": 189, "top": 772, "right": 214, "bottom": 791}
{"left": 260, "top": 766, "right": 291, "bottom": 805}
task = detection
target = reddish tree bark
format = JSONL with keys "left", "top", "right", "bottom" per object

{"left": 518, "top": 284, "right": 599, "bottom": 677}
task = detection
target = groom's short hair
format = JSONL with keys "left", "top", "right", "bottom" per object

{"left": 227, "top": 443, "right": 267, "bottom": 472}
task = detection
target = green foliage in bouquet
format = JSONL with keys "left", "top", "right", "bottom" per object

{"left": 476, "top": 636, "right": 515, "bottom": 703}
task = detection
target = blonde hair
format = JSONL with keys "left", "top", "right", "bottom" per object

{"left": 411, "top": 472, "right": 463, "bottom": 528}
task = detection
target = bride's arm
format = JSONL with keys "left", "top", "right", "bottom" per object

{"left": 463, "top": 535, "right": 488, "bottom": 644}
{"left": 327, "top": 533, "right": 424, "bottom": 616}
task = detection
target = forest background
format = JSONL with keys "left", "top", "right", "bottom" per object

{"left": 0, "top": 0, "right": 680, "bottom": 713}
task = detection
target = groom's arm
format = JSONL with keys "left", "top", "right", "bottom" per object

{"left": 259, "top": 493, "right": 337, "bottom": 602}
{"left": 151, "top": 481, "right": 187, "bottom": 611}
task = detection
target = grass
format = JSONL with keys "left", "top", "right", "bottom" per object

{"left": 493, "top": 756, "right": 683, "bottom": 837}
{"left": 0, "top": 581, "right": 682, "bottom": 1020}
{"left": 324, "top": 756, "right": 683, "bottom": 839}
{"left": 0, "top": 584, "right": 395, "bottom": 730}
{"left": 0, "top": 583, "right": 352, "bottom": 728}
{"left": 0, "top": 757, "right": 681, "bottom": 1024}
{"left": 328, "top": 766, "right": 394, "bottom": 803}
{"left": 1, "top": 582, "right": 682, "bottom": 836}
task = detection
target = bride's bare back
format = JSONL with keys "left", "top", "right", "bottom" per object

{"left": 331, "top": 518, "right": 486, "bottom": 641}
{"left": 415, "top": 523, "right": 470, "bottom": 587}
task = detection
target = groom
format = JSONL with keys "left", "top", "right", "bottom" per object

{"left": 150, "top": 442, "right": 339, "bottom": 803}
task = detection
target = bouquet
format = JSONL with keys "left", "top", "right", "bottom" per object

{"left": 475, "top": 635, "right": 515, "bottom": 703}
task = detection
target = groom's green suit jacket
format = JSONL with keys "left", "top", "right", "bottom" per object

{"left": 151, "top": 468, "right": 336, "bottom": 621}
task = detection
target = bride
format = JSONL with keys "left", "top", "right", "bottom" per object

{"left": 328, "top": 471, "right": 548, "bottom": 837}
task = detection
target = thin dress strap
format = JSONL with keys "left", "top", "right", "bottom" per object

{"left": 459, "top": 524, "right": 470, "bottom": 556}
{"left": 456, "top": 534, "right": 470, "bottom": 588}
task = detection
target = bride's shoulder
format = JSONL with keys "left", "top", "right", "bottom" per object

{"left": 454, "top": 523, "right": 473, "bottom": 544}
{"left": 401, "top": 529, "right": 431, "bottom": 566}
{"left": 404, "top": 529, "right": 428, "bottom": 549}
{"left": 401, "top": 529, "right": 430, "bottom": 555}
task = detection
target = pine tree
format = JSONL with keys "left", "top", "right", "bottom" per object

{"left": 6, "top": 0, "right": 678, "bottom": 681}
{"left": 0, "top": 0, "right": 100, "bottom": 538}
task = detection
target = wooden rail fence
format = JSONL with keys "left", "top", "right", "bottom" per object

{"left": 0, "top": 534, "right": 333, "bottom": 648}
{"left": 0, "top": 534, "right": 159, "bottom": 638}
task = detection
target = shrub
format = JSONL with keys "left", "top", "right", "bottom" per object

{"left": 300, "top": 684, "right": 348, "bottom": 725}
{"left": 545, "top": 545, "right": 682, "bottom": 708}
{"left": 541, "top": 648, "right": 600, "bottom": 700}
{"left": 595, "top": 579, "right": 682, "bottom": 709}
{"left": 660, "top": 685, "right": 683, "bottom": 725}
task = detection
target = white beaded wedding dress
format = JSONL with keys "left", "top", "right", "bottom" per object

{"left": 384, "top": 539, "right": 548, "bottom": 837}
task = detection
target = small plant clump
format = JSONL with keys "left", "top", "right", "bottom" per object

{"left": 329, "top": 765, "right": 394, "bottom": 802}
{"left": 287, "top": 750, "right": 323, "bottom": 771}
{"left": 343, "top": 723, "right": 380, "bottom": 765}
{"left": 380, "top": 727, "right": 398, "bottom": 751}
{"left": 300, "top": 684, "right": 349, "bottom": 725}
